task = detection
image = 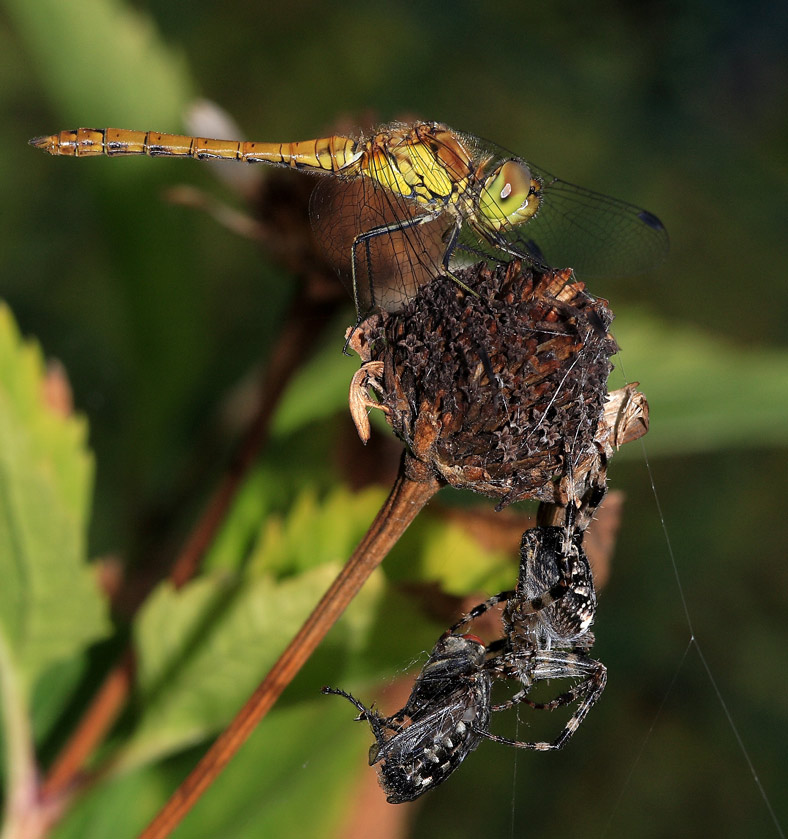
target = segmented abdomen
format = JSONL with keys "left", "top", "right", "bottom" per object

{"left": 30, "top": 128, "right": 363, "bottom": 173}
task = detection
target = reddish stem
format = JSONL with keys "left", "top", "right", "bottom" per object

{"left": 169, "top": 295, "right": 332, "bottom": 588}
{"left": 39, "top": 650, "right": 135, "bottom": 801}
{"left": 39, "top": 289, "right": 339, "bottom": 802}
{"left": 137, "top": 455, "right": 441, "bottom": 839}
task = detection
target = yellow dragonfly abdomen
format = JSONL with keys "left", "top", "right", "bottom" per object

{"left": 30, "top": 127, "right": 365, "bottom": 173}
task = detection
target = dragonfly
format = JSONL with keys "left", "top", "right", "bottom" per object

{"left": 30, "top": 121, "right": 668, "bottom": 314}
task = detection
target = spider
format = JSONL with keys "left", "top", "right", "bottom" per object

{"left": 454, "top": 524, "right": 607, "bottom": 752}
{"left": 324, "top": 523, "right": 606, "bottom": 802}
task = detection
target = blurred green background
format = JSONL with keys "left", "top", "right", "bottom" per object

{"left": 1, "top": 0, "right": 787, "bottom": 837}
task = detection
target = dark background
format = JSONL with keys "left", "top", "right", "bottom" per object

{"left": 2, "top": 0, "right": 787, "bottom": 836}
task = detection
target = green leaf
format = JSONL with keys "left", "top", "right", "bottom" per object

{"left": 200, "top": 466, "right": 278, "bottom": 576}
{"left": 381, "top": 501, "right": 518, "bottom": 602}
{"left": 0, "top": 302, "right": 109, "bottom": 839}
{"left": 4, "top": 0, "right": 193, "bottom": 128}
{"left": 172, "top": 699, "right": 372, "bottom": 839}
{"left": 49, "top": 758, "right": 170, "bottom": 839}
{"left": 0, "top": 302, "right": 108, "bottom": 690}
{"left": 248, "top": 485, "right": 386, "bottom": 577}
{"left": 117, "top": 564, "right": 348, "bottom": 771}
{"left": 51, "top": 699, "right": 371, "bottom": 839}
{"left": 118, "top": 485, "right": 389, "bottom": 772}
{"left": 611, "top": 309, "right": 788, "bottom": 455}
{"left": 413, "top": 514, "right": 512, "bottom": 595}
{"left": 270, "top": 321, "right": 361, "bottom": 439}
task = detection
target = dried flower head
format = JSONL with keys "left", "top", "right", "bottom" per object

{"left": 349, "top": 261, "right": 619, "bottom": 509}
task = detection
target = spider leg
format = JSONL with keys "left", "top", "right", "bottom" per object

{"left": 451, "top": 524, "right": 590, "bottom": 638}
{"left": 480, "top": 653, "right": 607, "bottom": 751}
{"left": 451, "top": 556, "right": 575, "bottom": 637}
{"left": 505, "top": 529, "right": 581, "bottom": 624}
{"left": 449, "top": 590, "right": 516, "bottom": 634}
{"left": 491, "top": 678, "right": 595, "bottom": 713}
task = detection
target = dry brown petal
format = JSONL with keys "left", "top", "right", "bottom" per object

{"left": 348, "top": 360, "right": 386, "bottom": 444}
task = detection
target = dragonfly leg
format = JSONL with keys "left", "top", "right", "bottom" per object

{"left": 437, "top": 219, "right": 484, "bottom": 303}
{"left": 350, "top": 210, "right": 445, "bottom": 313}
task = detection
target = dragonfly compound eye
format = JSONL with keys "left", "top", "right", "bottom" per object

{"left": 478, "top": 160, "right": 540, "bottom": 230}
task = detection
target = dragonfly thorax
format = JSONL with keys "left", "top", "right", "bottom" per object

{"left": 361, "top": 123, "right": 474, "bottom": 208}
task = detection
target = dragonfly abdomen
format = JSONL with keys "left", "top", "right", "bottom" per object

{"left": 30, "top": 128, "right": 364, "bottom": 173}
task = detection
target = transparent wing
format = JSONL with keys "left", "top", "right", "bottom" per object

{"left": 309, "top": 156, "right": 455, "bottom": 314}
{"left": 375, "top": 702, "right": 469, "bottom": 765}
{"left": 508, "top": 164, "right": 669, "bottom": 278}
{"left": 455, "top": 130, "right": 669, "bottom": 278}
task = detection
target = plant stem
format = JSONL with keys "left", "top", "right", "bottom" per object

{"left": 39, "top": 292, "right": 338, "bottom": 802}
{"left": 38, "top": 649, "right": 135, "bottom": 801}
{"left": 0, "top": 635, "right": 40, "bottom": 839}
{"left": 137, "top": 453, "right": 441, "bottom": 839}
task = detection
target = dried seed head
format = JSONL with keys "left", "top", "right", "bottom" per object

{"left": 350, "top": 261, "right": 618, "bottom": 508}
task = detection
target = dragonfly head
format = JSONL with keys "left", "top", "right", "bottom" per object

{"left": 477, "top": 160, "right": 541, "bottom": 231}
